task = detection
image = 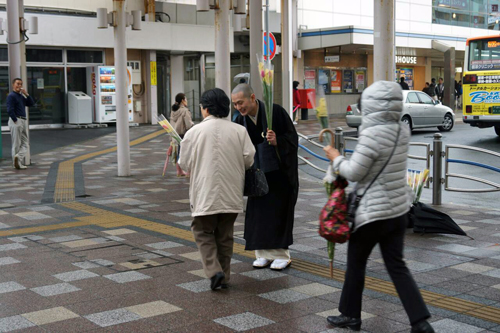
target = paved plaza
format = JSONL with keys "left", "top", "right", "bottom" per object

{"left": 0, "top": 123, "right": 499, "bottom": 332}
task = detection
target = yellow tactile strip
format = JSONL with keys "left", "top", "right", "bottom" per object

{"left": 1, "top": 201, "right": 499, "bottom": 325}
{"left": 53, "top": 130, "right": 165, "bottom": 203}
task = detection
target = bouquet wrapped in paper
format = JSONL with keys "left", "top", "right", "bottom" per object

{"left": 407, "top": 168, "right": 430, "bottom": 204}
{"left": 155, "top": 114, "right": 182, "bottom": 144}
{"left": 257, "top": 55, "right": 274, "bottom": 132}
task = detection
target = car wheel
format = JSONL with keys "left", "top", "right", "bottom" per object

{"left": 401, "top": 116, "right": 412, "bottom": 130}
{"left": 438, "top": 114, "right": 454, "bottom": 132}
{"left": 495, "top": 126, "right": 500, "bottom": 136}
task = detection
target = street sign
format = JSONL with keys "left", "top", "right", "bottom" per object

{"left": 263, "top": 32, "right": 277, "bottom": 61}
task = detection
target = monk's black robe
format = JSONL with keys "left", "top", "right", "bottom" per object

{"left": 235, "top": 100, "right": 299, "bottom": 250}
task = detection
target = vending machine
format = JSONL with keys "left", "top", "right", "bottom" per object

{"left": 87, "top": 66, "right": 134, "bottom": 123}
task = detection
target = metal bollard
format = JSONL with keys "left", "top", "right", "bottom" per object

{"left": 432, "top": 133, "right": 443, "bottom": 205}
{"left": 334, "top": 127, "right": 343, "bottom": 154}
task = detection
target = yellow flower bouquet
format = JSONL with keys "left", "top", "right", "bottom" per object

{"left": 257, "top": 55, "right": 274, "bottom": 131}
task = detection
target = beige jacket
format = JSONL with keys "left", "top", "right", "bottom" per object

{"left": 170, "top": 105, "right": 194, "bottom": 136}
{"left": 178, "top": 116, "right": 255, "bottom": 217}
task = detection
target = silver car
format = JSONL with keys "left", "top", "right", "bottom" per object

{"left": 346, "top": 91, "right": 455, "bottom": 132}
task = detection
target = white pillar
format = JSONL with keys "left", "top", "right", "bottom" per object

{"left": 215, "top": 0, "right": 231, "bottom": 102}
{"left": 19, "top": 0, "right": 30, "bottom": 165}
{"left": 6, "top": 0, "right": 21, "bottom": 84}
{"left": 146, "top": 50, "right": 158, "bottom": 124}
{"left": 113, "top": 0, "right": 130, "bottom": 176}
{"left": 249, "top": 0, "right": 263, "bottom": 100}
{"left": 170, "top": 55, "right": 184, "bottom": 111}
{"left": 281, "top": 0, "right": 292, "bottom": 119}
{"left": 373, "top": 0, "right": 395, "bottom": 82}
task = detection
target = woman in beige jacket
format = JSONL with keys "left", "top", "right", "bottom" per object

{"left": 179, "top": 88, "right": 255, "bottom": 290}
{"left": 170, "top": 93, "right": 194, "bottom": 177}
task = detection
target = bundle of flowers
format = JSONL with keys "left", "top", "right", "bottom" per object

{"left": 155, "top": 114, "right": 182, "bottom": 144}
{"left": 407, "top": 168, "right": 430, "bottom": 204}
{"left": 257, "top": 55, "right": 274, "bottom": 132}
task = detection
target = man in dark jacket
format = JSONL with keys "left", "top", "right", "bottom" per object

{"left": 435, "top": 78, "right": 444, "bottom": 102}
{"left": 399, "top": 77, "right": 409, "bottom": 90}
{"left": 429, "top": 78, "right": 437, "bottom": 101}
{"left": 7, "top": 78, "right": 35, "bottom": 169}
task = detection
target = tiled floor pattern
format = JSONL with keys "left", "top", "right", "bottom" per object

{"left": 1, "top": 124, "right": 500, "bottom": 331}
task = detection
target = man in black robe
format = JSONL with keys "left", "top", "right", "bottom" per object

{"left": 231, "top": 84, "right": 298, "bottom": 270}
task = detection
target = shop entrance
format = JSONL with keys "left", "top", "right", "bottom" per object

{"left": 157, "top": 52, "right": 170, "bottom": 119}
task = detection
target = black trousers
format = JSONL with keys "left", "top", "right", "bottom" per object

{"left": 339, "top": 214, "right": 430, "bottom": 325}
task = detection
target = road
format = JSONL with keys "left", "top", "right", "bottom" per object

{"left": 298, "top": 122, "right": 500, "bottom": 208}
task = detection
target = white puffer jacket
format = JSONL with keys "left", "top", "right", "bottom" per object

{"left": 333, "top": 81, "right": 412, "bottom": 232}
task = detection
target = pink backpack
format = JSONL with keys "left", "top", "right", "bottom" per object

{"left": 319, "top": 177, "right": 351, "bottom": 244}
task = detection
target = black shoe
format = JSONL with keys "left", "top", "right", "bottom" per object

{"left": 327, "top": 315, "right": 361, "bottom": 331}
{"left": 411, "top": 320, "right": 435, "bottom": 333}
{"left": 210, "top": 272, "right": 225, "bottom": 290}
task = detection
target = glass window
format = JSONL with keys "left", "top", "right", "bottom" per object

{"left": 453, "top": 11, "right": 472, "bottom": 26}
{"left": 469, "top": 37, "right": 500, "bottom": 70}
{"left": 471, "top": 13, "right": 487, "bottom": 27}
{"left": 433, "top": 8, "right": 452, "bottom": 25}
{"left": 343, "top": 70, "right": 354, "bottom": 93}
{"left": 470, "top": 0, "right": 488, "bottom": 13}
{"left": 26, "top": 67, "right": 65, "bottom": 124}
{"left": 0, "top": 48, "right": 7, "bottom": 62}
{"left": 67, "top": 50, "right": 103, "bottom": 63}
{"left": 67, "top": 67, "right": 87, "bottom": 92}
{"left": 418, "top": 92, "right": 435, "bottom": 104}
{"left": 0, "top": 67, "right": 10, "bottom": 126}
{"left": 488, "top": 14, "right": 500, "bottom": 29}
{"left": 407, "top": 92, "right": 420, "bottom": 104}
{"left": 26, "top": 49, "right": 63, "bottom": 63}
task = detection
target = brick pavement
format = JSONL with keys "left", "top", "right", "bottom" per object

{"left": 0, "top": 123, "right": 498, "bottom": 332}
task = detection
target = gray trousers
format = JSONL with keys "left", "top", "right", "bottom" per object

{"left": 8, "top": 118, "right": 28, "bottom": 165}
{"left": 191, "top": 213, "right": 238, "bottom": 283}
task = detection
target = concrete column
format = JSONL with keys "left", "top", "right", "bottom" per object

{"left": 215, "top": 0, "right": 231, "bottom": 103}
{"left": 281, "top": 0, "right": 292, "bottom": 118}
{"left": 19, "top": 0, "right": 30, "bottom": 165}
{"left": 170, "top": 55, "right": 184, "bottom": 112}
{"left": 425, "top": 58, "right": 432, "bottom": 83}
{"left": 443, "top": 48, "right": 456, "bottom": 109}
{"left": 6, "top": 0, "right": 21, "bottom": 84}
{"left": 373, "top": 0, "right": 395, "bottom": 82}
{"left": 249, "top": 0, "right": 263, "bottom": 99}
{"left": 146, "top": 50, "right": 158, "bottom": 124}
{"left": 114, "top": 0, "right": 131, "bottom": 177}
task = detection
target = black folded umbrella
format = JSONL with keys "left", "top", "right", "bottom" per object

{"left": 408, "top": 202, "right": 470, "bottom": 237}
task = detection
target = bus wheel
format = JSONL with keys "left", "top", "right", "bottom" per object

{"left": 495, "top": 126, "right": 500, "bottom": 136}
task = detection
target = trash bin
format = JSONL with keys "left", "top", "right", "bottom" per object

{"left": 298, "top": 89, "right": 315, "bottom": 120}
{"left": 68, "top": 91, "right": 92, "bottom": 124}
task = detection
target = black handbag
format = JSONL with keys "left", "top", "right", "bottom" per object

{"left": 347, "top": 125, "right": 401, "bottom": 223}
{"left": 244, "top": 168, "right": 269, "bottom": 197}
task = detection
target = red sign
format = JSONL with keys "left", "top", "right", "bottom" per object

{"left": 263, "top": 32, "right": 277, "bottom": 61}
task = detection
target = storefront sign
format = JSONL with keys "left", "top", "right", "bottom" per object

{"left": 304, "top": 69, "right": 316, "bottom": 89}
{"left": 150, "top": 61, "right": 157, "bottom": 86}
{"left": 325, "top": 55, "right": 340, "bottom": 63}
{"left": 395, "top": 56, "right": 417, "bottom": 64}
{"left": 330, "top": 70, "right": 342, "bottom": 93}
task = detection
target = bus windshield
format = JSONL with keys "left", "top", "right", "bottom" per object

{"left": 469, "top": 38, "right": 500, "bottom": 71}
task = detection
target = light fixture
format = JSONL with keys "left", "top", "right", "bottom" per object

{"left": 452, "top": 12, "right": 456, "bottom": 19}
{"left": 496, "top": 19, "right": 499, "bottom": 24}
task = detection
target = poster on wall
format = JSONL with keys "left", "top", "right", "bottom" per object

{"left": 399, "top": 68, "right": 414, "bottom": 90}
{"left": 318, "top": 69, "right": 329, "bottom": 94}
{"left": 355, "top": 71, "right": 365, "bottom": 93}
{"left": 304, "top": 70, "right": 316, "bottom": 89}
{"left": 330, "top": 70, "right": 342, "bottom": 93}
{"left": 343, "top": 70, "right": 353, "bottom": 93}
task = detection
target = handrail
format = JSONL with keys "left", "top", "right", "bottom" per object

{"left": 445, "top": 144, "right": 500, "bottom": 193}
{"left": 298, "top": 133, "right": 326, "bottom": 149}
{"left": 298, "top": 156, "right": 327, "bottom": 173}
{"left": 298, "top": 144, "right": 330, "bottom": 162}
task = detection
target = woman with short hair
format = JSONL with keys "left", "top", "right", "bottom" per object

{"left": 179, "top": 88, "right": 255, "bottom": 290}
